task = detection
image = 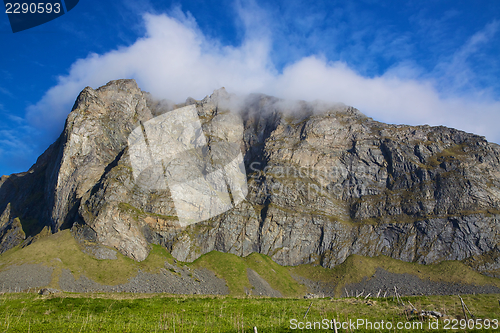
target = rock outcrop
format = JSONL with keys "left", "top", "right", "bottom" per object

{"left": 1, "top": 79, "right": 499, "bottom": 277}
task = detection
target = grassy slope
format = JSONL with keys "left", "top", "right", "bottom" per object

{"left": 189, "top": 251, "right": 307, "bottom": 297}
{"left": 0, "top": 230, "right": 499, "bottom": 297}
{"left": 290, "top": 255, "right": 500, "bottom": 296}
{"left": 0, "top": 230, "right": 175, "bottom": 286}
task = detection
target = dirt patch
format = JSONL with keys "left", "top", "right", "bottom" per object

{"left": 246, "top": 268, "right": 282, "bottom": 297}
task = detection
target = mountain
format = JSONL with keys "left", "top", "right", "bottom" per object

{"left": 1, "top": 79, "right": 500, "bottom": 280}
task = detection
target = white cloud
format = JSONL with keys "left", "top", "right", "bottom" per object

{"left": 26, "top": 11, "right": 500, "bottom": 143}
{"left": 270, "top": 56, "right": 500, "bottom": 140}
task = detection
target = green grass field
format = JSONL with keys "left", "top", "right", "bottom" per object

{"left": 0, "top": 293, "right": 499, "bottom": 332}
{"left": 1, "top": 231, "right": 500, "bottom": 331}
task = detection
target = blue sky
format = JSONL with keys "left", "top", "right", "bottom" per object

{"left": 1, "top": 0, "right": 500, "bottom": 176}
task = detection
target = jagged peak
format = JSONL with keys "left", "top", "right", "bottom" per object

{"left": 199, "top": 87, "right": 230, "bottom": 106}
{"left": 71, "top": 79, "right": 141, "bottom": 111}
{"left": 96, "top": 79, "right": 140, "bottom": 93}
{"left": 71, "top": 86, "right": 99, "bottom": 111}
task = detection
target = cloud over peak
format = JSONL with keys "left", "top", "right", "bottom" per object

{"left": 26, "top": 9, "right": 500, "bottom": 143}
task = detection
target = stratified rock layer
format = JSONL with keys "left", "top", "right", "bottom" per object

{"left": 1, "top": 79, "right": 499, "bottom": 277}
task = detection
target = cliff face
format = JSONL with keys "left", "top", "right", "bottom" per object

{"left": 1, "top": 79, "right": 500, "bottom": 276}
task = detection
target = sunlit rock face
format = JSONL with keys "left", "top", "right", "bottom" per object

{"left": 1, "top": 79, "right": 500, "bottom": 277}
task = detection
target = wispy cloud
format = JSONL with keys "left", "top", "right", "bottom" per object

{"left": 6, "top": 114, "right": 25, "bottom": 124}
{"left": 0, "top": 87, "right": 13, "bottom": 98}
{"left": 0, "top": 127, "right": 39, "bottom": 175}
{"left": 433, "top": 20, "right": 499, "bottom": 95}
{"left": 0, "top": 126, "right": 37, "bottom": 164}
{"left": 0, "top": 129, "right": 30, "bottom": 151}
{"left": 24, "top": 5, "right": 500, "bottom": 145}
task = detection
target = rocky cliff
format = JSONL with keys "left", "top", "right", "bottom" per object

{"left": 1, "top": 79, "right": 499, "bottom": 277}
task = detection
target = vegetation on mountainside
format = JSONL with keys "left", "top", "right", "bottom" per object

{"left": 1, "top": 231, "right": 499, "bottom": 298}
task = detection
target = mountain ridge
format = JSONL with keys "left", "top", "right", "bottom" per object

{"left": 1, "top": 79, "right": 499, "bottom": 279}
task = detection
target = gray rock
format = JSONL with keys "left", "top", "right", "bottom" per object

{"left": 344, "top": 267, "right": 500, "bottom": 297}
{"left": 0, "top": 264, "right": 54, "bottom": 292}
{"left": 38, "top": 288, "right": 61, "bottom": 295}
{"left": 57, "top": 266, "right": 229, "bottom": 294}
{"left": 0, "top": 204, "right": 25, "bottom": 253}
